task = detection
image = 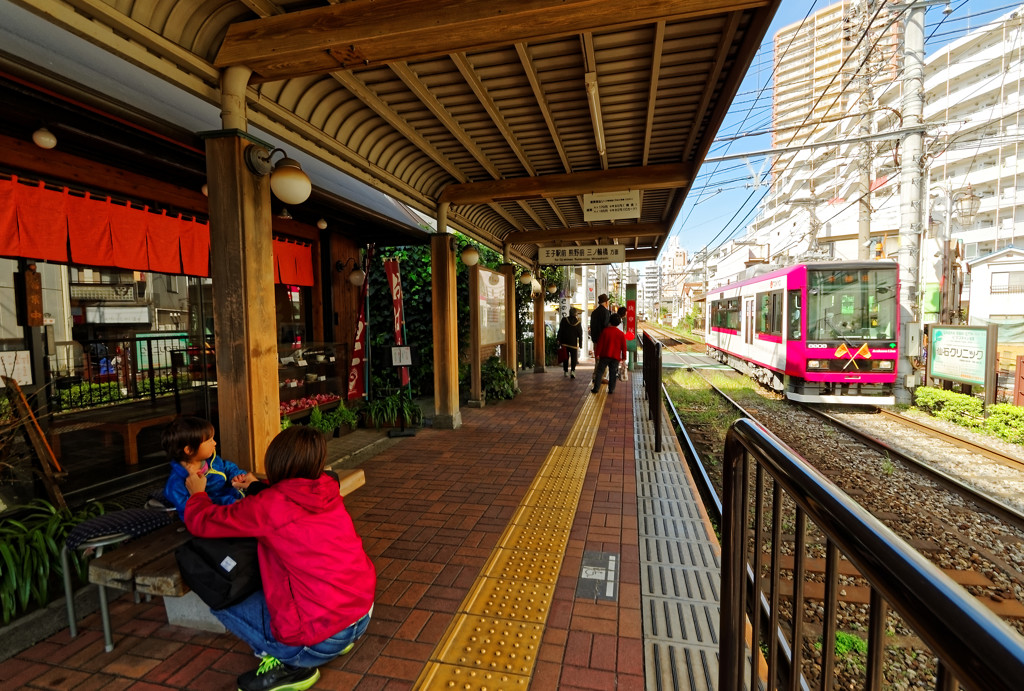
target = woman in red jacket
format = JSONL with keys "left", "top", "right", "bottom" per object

{"left": 184, "top": 426, "right": 375, "bottom": 691}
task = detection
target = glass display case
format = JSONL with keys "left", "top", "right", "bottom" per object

{"left": 277, "top": 342, "right": 347, "bottom": 418}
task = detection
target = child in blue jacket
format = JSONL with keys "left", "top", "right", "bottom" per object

{"left": 161, "top": 416, "right": 258, "bottom": 519}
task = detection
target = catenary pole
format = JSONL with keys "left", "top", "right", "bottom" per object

{"left": 896, "top": 2, "right": 926, "bottom": 404}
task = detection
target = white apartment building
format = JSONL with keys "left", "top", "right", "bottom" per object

{"left": 702, "top": 3, "right": 1023, "bottom": 334}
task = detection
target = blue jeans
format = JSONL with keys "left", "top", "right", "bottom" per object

{"left": 212, "top": 591, "right": 372, "bottom": 668}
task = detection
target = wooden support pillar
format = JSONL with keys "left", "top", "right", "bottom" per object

{"left": 533, "top": 289, "right": 546, "bottom": 373}
{"left": 204, "top": 131, "right": 279, "bottom": 474}
{"left": 431, "top": 206, "right": 461, "bottom": 429}
{"left": 501, "top": 264, "right": 517, "bottom": 370}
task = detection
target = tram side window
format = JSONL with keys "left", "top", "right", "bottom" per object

{"left": 710, "top": 298, "right": 740, "bottom": 330}
{"left": 755, "top": 290, "right": 783, "bottom": 336}
{"left": 787, "top": 290, "right": 801, "bottom": 340}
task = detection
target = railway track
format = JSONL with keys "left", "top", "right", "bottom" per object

{"left": 659, "top": 357, "right": 1024, "bottom": 637}
{"left": 874, "top": 407, "right": 1024, "bottom": 472}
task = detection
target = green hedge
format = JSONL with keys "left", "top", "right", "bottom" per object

{"left": 984, "top": 404, "right": 1024, "bottom": 444}
{"left": 914, "top": 386, "right": 1024, "bottom": 443}
{"left": 913, "top": 387, "right": 983, "bottom": 428}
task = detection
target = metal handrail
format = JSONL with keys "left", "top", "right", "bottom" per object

{"left": 721, "top": 417, "right": 1024, "bottom": 691}
{"left": 641, "top": 331, "right": 662, "bottom": 452}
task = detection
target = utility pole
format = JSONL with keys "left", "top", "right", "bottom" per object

{"left": 896, "top": 2, "right": 926, "bottom": 403}
{"left": 857, "top": 0, "right": 876, "bottom": 260}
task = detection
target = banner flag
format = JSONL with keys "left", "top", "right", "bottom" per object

{"left": 834, "top": 343, "right": 850, "bottom": 358}
{"left": 347, "top": 265, "right": 369, "bottom": 400}
{"left": 855, "top": 343, "right": 872, "bottom": 359}
{"left": 383, "top": 259, "right": 410, "bottom": 386}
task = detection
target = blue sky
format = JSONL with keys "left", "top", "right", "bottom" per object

{"left": 667, "top": 0, "right": 1019, "bottom": 259}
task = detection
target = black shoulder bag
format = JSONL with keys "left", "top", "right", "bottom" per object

{"left": 175, "top": 536, "right": 262, "bottom": 610}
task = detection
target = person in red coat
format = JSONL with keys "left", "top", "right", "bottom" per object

{"left": 592, "top": 313, "right": 628, "bottom": 394}
{"left": 184, "top": 426, "right": 375, "bottom": 691}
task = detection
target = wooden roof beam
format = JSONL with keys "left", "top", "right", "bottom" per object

{"left": 625, "top": 248, "right": 660, "bottom": 262}
{"left": 215, "top": 0, "right": 770, "bottom": 82}
{"left": 440, "top": 162, "right": 694, "bottom": 205}
{"left": 505, "top": 223, "right": 667, "bottom": 245}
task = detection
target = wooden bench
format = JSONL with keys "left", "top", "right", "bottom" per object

{"left": 50, "top": 412, "right": 179, "bottom": 465}
{"left": 87, "top": 468, "right": 365, "bottom": 634}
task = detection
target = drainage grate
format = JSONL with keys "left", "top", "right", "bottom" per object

{"left": 634, "top": 377, "right": 727, "bottom": 691}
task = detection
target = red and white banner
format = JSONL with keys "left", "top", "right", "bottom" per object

{"left": 383, "top": 259, "right": 410, "bottom": 386}
{"left": 625, "top": 299, "right": 637, "bottom": 341}
{"left": 347, "top": 265, "right": 369, "bottom": 400}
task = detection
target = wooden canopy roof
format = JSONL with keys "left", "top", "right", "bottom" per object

{"left": 8, "top": 0, "right": 779, "bottom": 266}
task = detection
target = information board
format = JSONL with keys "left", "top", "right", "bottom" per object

{"left": 478, "top": 267, "right": 506, "bottom": 346}
{"left": 928, "top": 325, "right": 992, "bottom": 386}
{"left": 0, "top": 351, "right": 33, "bottom": 386}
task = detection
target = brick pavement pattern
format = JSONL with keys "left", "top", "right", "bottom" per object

{"left": 0, "top": 365, "right": 642, "bottom": 690}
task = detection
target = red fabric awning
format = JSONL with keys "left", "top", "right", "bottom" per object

{"left": 67, "top": 192, "right": 115, "bottom": 267}
{"left": 180, "top": 219, "right": 210, "bottom": 276}
{"left": 0, "top": 177, "right": 314, "bottom": 286}
{"left": 146, "top": 210, "right": 182, "bottom": 275}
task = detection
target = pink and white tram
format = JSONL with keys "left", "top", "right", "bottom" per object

{"left": 704, "top": 261, "right": 899, "bottom": 405}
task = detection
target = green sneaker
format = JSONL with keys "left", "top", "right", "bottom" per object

{"left": 237, "top": 656, "right": 320, "bottom": 691}
{"left": 340, "top": 642, "right": 355, "bottom": 655}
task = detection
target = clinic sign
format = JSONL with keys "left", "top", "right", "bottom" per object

{"left": 927, "top": 325, "right": 997, "bottom": 402}
{"left": 539, "top": 245, "right": 624, "bottom": 265}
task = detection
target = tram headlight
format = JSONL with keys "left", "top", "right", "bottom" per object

{"left": 878, "top": 360, "right": 894, "bottom": 370}
{"left": 807, "top": 359, "right": 821, "bottom": 370}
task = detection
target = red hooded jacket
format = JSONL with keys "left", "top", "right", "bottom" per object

{"left": 184, "top": 473, "right": 375, "bottom": 646}
{"left": 594, "top": 323, "right": 627, "bottom": 361}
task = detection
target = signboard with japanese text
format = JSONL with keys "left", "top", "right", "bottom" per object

{"left": 539, "top": 245, "right": 624, "bottom": 265}
{"left": 85, "top": 306, "right": 150, "bottom": 324}
{"left": 928, "top": 324, "right": 996, "bottom": 390}
{"left": 582, "top": 191, "right": 640, "bottom": 221}
{"left": 0, "top": 351, "right": 33, "bottom": 386}
{"left": 929, "top": 326, "right": 986, "bottom": 385}
{"left": 626, "top": 283, "right": 637, "bottom": 353}
{"left": 477, "top": 267, "right": 506, "bottom": 346}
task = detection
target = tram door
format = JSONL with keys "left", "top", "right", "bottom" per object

{"left": 745, "top": 298, "right": 754, "bottom": 345}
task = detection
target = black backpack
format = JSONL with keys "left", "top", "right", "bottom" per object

{"left": 175, "top": 536, "right": 261, "bottom": 610}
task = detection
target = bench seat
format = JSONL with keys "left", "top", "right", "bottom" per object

{"left": 88, "top": 468, "right": 366, "bottom": 598}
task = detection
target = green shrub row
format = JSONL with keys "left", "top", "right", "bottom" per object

{"left": 913, "top": 386, "right": 1024, "bottom": 443}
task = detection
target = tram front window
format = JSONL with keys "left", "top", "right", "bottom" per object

{"left": 806, "top": 269, "right": 897, "bottom": 341}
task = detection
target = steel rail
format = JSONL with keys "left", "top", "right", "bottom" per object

{"left": 876, "top": 408, "right": 1024, "bottom": 472}
{"left": 803, "top": 405, "right": 1024, "bottom": 533}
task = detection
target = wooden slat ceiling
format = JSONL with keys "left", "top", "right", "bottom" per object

{"left": 14, "top": 0, "right": 779, "bottom": 266}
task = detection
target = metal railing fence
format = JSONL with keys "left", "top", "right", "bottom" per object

{"left": 720, "top": 417, "right": 1024, "bottom": 691}
{"left": 49, "top": 335, "right": 213, "bottom": 413}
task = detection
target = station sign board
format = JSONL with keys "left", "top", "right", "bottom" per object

{"left": 539, "top": 245, "right": 624, "bottom": 265}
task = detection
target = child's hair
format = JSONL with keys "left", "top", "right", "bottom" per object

{"left": 161, "top": 416, "right": 215, "bottom": 463}
{"left": 609, "top": 313, "right": 622, "bottom": 327}
{"left": 265, "top": 426, "right": 327, "bottom": 485}
{"left": 617, "top": 306, "right": 627, "bottom": 318}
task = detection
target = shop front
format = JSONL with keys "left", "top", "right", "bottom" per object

{"left": 0, "top": 75, "right": 425, "bottom": 506}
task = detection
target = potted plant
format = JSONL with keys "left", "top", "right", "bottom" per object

{"left": 365, "top": 390, "right": 421, "bottom": 430}
{"left": 324, "top": 405, "right": 358, "bottom": 437}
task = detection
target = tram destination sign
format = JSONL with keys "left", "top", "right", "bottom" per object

{"left": 539, "top": 245, "right": 624, "bottom": 265}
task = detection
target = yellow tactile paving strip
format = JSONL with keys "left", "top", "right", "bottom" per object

{"left": 412, "top": 390, "right": 607, "bottom": 689}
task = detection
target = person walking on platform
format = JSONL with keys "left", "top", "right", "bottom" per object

{"left": 592, "top": 313, "right": 627, "bottom": 394}
{"left": 589, "top": 293, "right": 611, "bottom": 385}
{"left": 589, "top": 293, "right": 611, "bottom": 346}
{"left": 557, "top": 306, "right": 583, "bottom": 378}
{"left": 616, "top": 305, "right": 629, "bottom": 383}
